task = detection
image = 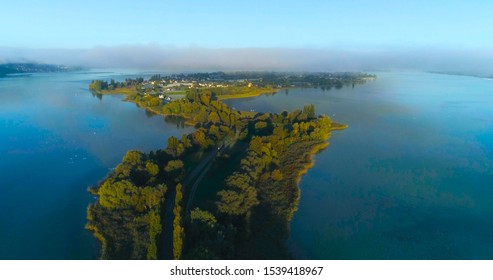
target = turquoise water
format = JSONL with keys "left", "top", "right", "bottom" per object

{"left": 225, "top": 72, "right": 493, "bottom": 259}
{"left": 0, "top": 72, "right": 192, "bottom": 259}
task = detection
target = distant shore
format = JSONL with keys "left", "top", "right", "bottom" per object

{"left": 428, "top": 71, "right": 493, "bottom": 79}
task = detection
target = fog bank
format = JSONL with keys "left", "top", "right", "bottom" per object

{"left": 1, "top": 45, "right": 493, "bottom": 75}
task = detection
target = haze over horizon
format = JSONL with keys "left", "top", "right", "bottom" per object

{"left": 2, "top": 0, "right": 493, "bottom": 74}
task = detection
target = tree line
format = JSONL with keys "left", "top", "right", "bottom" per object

{"left": 89, "top": 78, "right": 143, "bottom": 91}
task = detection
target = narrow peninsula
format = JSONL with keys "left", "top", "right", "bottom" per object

{"left": 86, "top": 72, "right": 372, "bottom": 259}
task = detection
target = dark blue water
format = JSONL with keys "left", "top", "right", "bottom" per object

{"left": 0, "top": 71, "right": 192, "bottom": 259}
{"left": 225, "top": 72, "right": 493, "bottom": 259}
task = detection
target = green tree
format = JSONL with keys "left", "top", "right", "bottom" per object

{"left": 255, "top": 121, "right": 267, "bottom": 131}
{"left": 216, "top": 173, "right": 259, "bottom": 216}
{"left": 146, "top": 210, "right": 161, "bottom": 260}
{"left": 209, "top": 125, "right": 221, "bottom": 140}
{"left": 193, "top": 129, "right": 212, "bottom": 149}
{"left": 173, "top": 183, "right": 184, "bottom": 259}
{"left": 271, "top": 169, "right": 283, "bottom": 181}
{"left": 303, "top": 104, "right": 316, "bottom": 119}
{"left": 145, "top": 161, "right": 159, "bottom": 176}
{"left": 190, "top": 208, "right": 217, "bottom": 228}
{"left": 98, "top": 180, "right": 137, "bottom": 209}
{"left": 122, "top": 150, "right": 143, "bottom": 166}
{"left": 164, "top": 159, "right": 184, "bottom": 173}
{"left": 200, "top": 93, "right": 211, "bottom": 105}
{"left": 208, "top": 112, "right": 221, "bottom": 123}
{"left": 167, "top": 136, "right": 181, "bottom": 157}
{"left": 181, "top": 134, "right": 192, "bottom": 149}
{"left": 249, "top": 137, "right": 263, "bottom": 154}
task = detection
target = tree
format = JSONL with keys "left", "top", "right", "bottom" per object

{"left": 217, "top": 173, "right": 259, "bottom": 216}
{"left": 249, "top": 137, "right": 263, "bottom": 154}
{"left": 255, "top": 121, "right": 267, "bottom": 130}
{"left": 166, "top": 136, "right": 180, "bottom": 157}
{"left": 193, "top": 129, "right": 212, "bottom": 149}
{"left": 181, "top": 134, "right": 192, "bottom": 149}
{"left": 164, "top": 159, "right": 184, "bottom": 173}
{"left": 146, "top": 210, "right": 161, "bottom": 260}
{"left": 98, "top": 180, "right": 137, "bottom": 210}
{"left": 89, "top": 80, "right": 103, "bottom": 91}
{"left": 209, "top": 125, "right": 221, "bottom": 140}
{"left": 145, "top": 161, "right": 159, "bottom": 176}
{"left": 271, "top": 169, "right": 283, "bottom": 181}
{"left": 208, "top": 112, "right": 221, "bottom": 123}
{"left": 122, "top": 150, "right": 143, "bottom": 166}
{"left": 226, "top": 173, "right": 252, "bottom": 189}
{"left": 219, "top": 111, "right": 230, "bottom": 125}
{"left": 173, "top": 183, "right": 184, "bottom": 260}
{"left": 190, "top": 208, "right": 217, "bottom": 228}
{"left": 303, "top": 104, "right": 316, "bottom": 119}
{"left": 216, "top": 187, "right": 259, "bottom": 216}
{"left": 200, "top": 93, "right": 211, "bottom": 105}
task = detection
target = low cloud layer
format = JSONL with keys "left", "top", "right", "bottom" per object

{"left": 1, "top": 45, "right": 493, "bottom": 75}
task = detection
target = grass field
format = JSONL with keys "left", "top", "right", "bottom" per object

{"left": 98, "top": 87, "right": 139, "bottom": 95}
{"left": 216, "top": 88, "right": 280, "bottom": 100}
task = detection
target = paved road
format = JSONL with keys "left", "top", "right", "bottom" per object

{"left": 160, "top": 188, "right": 176, "bottom": 260}
{"left": 185, "top": 146, "right": 224, "bottom": 213}
{"left": 160, "top": 147, "right": 222, "bottom": 259}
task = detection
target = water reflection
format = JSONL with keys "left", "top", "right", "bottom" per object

{"left": 145, "top": 109, "right": 157, "bottom": 118}
{"left": 164, "top": 115, "right": 186, "bottom": 129}
{"left": 90, "top": 91, "right": 103, "bottom": 100}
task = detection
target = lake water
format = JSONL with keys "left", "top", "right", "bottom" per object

{"left": 0, "top": 71, "right": 192, "bottom": 259}
{"left": 225, "top": 72, "right": 493, "bottom": 259}
{"left": 2, "top": 71, "right": 493, "bottom": 259}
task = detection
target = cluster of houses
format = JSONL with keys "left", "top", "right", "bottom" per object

{"left": 139, "top": 79, "right": 234, "bottom": 102}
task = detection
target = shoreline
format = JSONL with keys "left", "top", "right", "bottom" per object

{"left": 427, "top": 71, "right": 493, "bottom": 80}
{"left": 286, "top": 123, "right": 347, "bottom": 223}
{"left": 289, "top": 141, "right": 330, "bottom": 221}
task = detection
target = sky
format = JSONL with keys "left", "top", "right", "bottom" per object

{"left": 1, "top": 0, "right": 493, "bottom": 72}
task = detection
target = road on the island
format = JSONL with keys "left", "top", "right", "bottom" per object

{"left": 160, "top": 145, "right": 224, "bottom": 259}
{"left": 185, "top": 145, "right": 224, "bottom": 214}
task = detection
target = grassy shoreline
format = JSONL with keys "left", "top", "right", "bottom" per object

{"left": 216, "top": 88, "right": 281, "bottom": 100}
{"left": 97, "top": 87, "right": 139, "bottom": 95}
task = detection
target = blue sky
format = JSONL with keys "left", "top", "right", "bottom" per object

{"left": 2, "top": 0, "right": 493, "bottom": 72}
{"left": 1, "top": 0, "right": 493, "bottom": 49}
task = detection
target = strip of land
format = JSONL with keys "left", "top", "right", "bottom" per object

{"left": 86, "top": 72, "right": 370, "bottom": 260}
{"left": 0, "top": 63, "right": 81, "bottom": 77}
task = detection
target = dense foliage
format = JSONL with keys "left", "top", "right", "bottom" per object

{"left": 173, "top": 183, "right": 184, "bottom": 260}
{"left": 89, "top": 78, "right": 143, "bottom": 91}
{"left": 86, "top": 94, "right": 240, "bottom": 259}
{"left": 186, "top": 107, "right": 336, "bottom": 259}
{"left": 86, "top": 151, "right": 167, "bottom": 259}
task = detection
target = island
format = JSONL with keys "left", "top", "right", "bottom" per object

{"left": 86, "top": 72, "right": 374, "bottom": 259}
